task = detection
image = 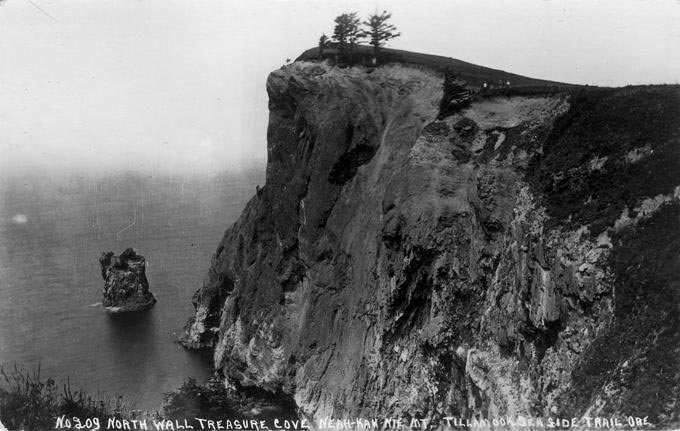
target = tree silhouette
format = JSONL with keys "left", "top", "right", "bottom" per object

{"left": 363, "top": 11, "right": 400, "bottom": 61}
{"left": 318, "top": 33, "right": 330, "bottom": 60}
{"left": 332, "top": 12, "right": 363, "bottom": 64}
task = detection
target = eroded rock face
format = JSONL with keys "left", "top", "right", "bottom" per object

{"left": 182, "top": 61, "right": 680, "bottom": 427}
{"left": 99, "top": 248, "right": 156, "bottom": 313}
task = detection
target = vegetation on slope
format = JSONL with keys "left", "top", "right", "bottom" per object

{"left": 163, "top": 378, "right": 297, "bottom": 429}
{"left": 297, "top": 45, "right": 580, "bottom": 88}
{"left": 525, "top": 84, "right": 680, "bottom": 427}
{"left": 529, "top": 85, "right": 680, "bottom": 234}
{"left": 558, "top": 202, "right": 680, "bottom": 427}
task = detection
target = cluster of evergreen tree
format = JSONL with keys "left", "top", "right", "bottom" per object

{"left": 318, "top": 11, "right": 400, "bottom": 65}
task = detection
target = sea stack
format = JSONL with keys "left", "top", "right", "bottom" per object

{"left": 99, "top": 248, "right": 156, "bottom": 313}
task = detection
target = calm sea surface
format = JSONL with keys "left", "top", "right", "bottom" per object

{"left": 0, "top": 171, "right": 262, "bottom": 411}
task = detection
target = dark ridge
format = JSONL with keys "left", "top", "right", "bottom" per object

{"left": 296, "top": 45, "right": 583, "bottom": 88}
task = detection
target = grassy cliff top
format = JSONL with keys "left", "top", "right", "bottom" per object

{"left": 297, "top": 45, "right": 582, "bottom": 88}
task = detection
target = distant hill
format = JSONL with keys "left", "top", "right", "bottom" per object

{"left": 297, "top": 45, "right": 582, "bottom": 89}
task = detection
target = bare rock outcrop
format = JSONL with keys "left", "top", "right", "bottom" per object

{"left": 182, "top": 59, "right": 680, "bottom": 428}
{"left": 99, "top": 248, "right": 156, "bottom": 313}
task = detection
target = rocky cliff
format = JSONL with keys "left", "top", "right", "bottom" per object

{"left": 182, "top": 58, "right": 680, "bottom": 427}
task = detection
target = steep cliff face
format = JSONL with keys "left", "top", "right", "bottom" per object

{"left": 182, "top": 60, "right": 680, "bottom": 427}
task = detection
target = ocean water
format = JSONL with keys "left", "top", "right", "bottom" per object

{"left": 0, "top": 171, "right": 263, "bottom": 411}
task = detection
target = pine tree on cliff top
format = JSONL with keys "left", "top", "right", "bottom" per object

{"left": 332, "top": 12, "right": 362, "bottom": 63}
{"left": 363, "top": 10, "right": 400, "bottom": 61}
{"left": 318, "top": 33, "right": 330, "bottom": 60}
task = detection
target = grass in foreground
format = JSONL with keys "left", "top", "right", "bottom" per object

{"left": 0, "top": 365, "right": 132, "bottom": 430}
{"left": 1, "top": 366, "right": 298, "bottom": 430}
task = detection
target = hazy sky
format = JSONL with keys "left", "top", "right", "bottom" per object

{"left": 1, "top": 0, "right": 679, "bottom": 175}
